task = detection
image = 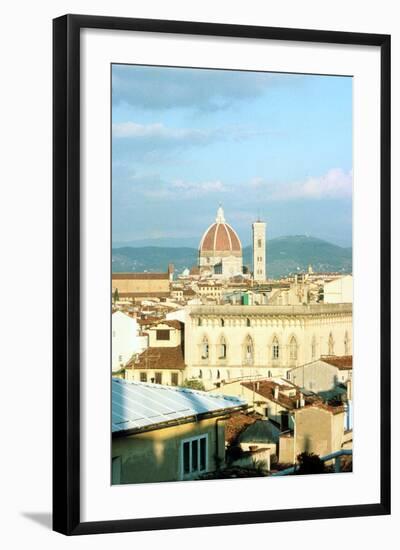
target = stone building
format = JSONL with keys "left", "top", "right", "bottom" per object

{"left": 124, "top": 320, "right": 185, "bottom": 386}
{"left": 198, "top": 206, "right": 243, "bottom": 278}
{"left": 252, "top": 220, "right": 267, "bottom": 281}
{"left": 112, "top": 266, "right": 172, "bottom": 301}
{"left": 184, "top": 303, "right": 352, "bottom": 389}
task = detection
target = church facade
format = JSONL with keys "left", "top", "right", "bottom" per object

{"left": 198, "top": 206, "right": 243, "bottom": 278}
{"left": 184, "top": 303, "right": 352, "bottom": 389}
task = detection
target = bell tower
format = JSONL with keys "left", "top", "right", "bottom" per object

{"left": 252, "top": 220, "right": 266, "bottom": 281}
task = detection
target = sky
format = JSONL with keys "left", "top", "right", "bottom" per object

{"left": 112, "top": 64, "right": 352, "bottom": 248}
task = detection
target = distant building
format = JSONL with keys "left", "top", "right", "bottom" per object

{"left": 198, "top": 206, "right": 243, "bottom": 278}
{"left": 323, "top": 274, "right": 353, "bottom": 303}
{"left": 111, "top": 379, "right": 247, "bottom": 484}
{"left": 112, "top": 311, "right": 147, "bottom": 372}
{"left": 252, "top": 220, "right": 267, "bottom": 281}
{"left": 112, "top": 267, "right": 172, "bottom": 301}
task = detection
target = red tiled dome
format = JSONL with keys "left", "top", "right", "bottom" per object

{"left": 199, "top": 207, "right": 242, "bottom": 255}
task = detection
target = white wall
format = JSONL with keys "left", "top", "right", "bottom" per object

{"left": 112, "top": 311, "right": 147, "bottom": 371}
{"left": 1, "top": 1, "right": 398, "bottom": 549}
{"left": 324, "top": 275, "right": 353, "bottom": 303}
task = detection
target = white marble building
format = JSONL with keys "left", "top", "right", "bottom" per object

{"left": 184, "top": 304, "right": 352, "bottom": 389}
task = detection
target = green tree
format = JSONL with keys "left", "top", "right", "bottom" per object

{"left": 181, "top": 379, "right": 205, "bottom": 391}
{"left": 296, "top": 452, "right": 325, "bottom": 475}
{"left": 113, "top": 288, "right": 119, "bottom": 304}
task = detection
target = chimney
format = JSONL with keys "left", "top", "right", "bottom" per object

{"left": 299, "top": 395, "right": 305, "bottom": 408}
{"left": 273, "top": 386, "right": 279, "bottom": 400}
{"left": 256, "top": 382, "right": 260, "bottom": 391}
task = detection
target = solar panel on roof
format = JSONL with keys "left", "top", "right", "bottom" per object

{"left": 112, "top": 379, "right": 247, "bottom": 433}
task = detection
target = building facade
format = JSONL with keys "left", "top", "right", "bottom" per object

{"left": 112, "top": 311, "right": 148, "bottom": 372}
{"left": 198, "top": 206, "right": 243, "bottom": 278}
{"left": 111, "top": 379, "right": 247, "bottom": 484}
{"left": 184, "top": 304, "right": 352, "bottom": 389}
{"left": 112, "top": 268, "right": 171, "bottom": 300}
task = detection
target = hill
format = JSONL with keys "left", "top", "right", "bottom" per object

{"left": 112, "top": 235, "right": 352, "bottom": 279}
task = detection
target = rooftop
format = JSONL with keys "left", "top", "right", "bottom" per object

{"left": 112, "top": 272, "right": 170, "bottom": 280}
{"left": 112, "top": 379, "right": 247, "bottom": 435}
{"left": 241, "top": 379, "right": 319, "bottom": 410}
{"left": 128, "top": 345, "right": 185, "bottom": 371}
{"left": 189, "top": 303, "right": 352, "bottom": 317}
{"left": 321, "top": 355, "right": 353, "bottom": 370}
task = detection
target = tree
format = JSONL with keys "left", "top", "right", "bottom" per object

{"left": 296, "top": 452, "right": 325, "bottom": 475}
{"left": 113, "top": 288, "right": 119, "bottom": 304}
{"left": 181, "top": 379, "right": 205, "bottom": 391}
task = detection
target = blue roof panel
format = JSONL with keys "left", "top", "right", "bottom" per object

{"left": 112, "top": 379, "right": 247, "bottom": 433}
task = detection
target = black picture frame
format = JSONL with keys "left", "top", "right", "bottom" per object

{"left": 53, "top": 14, "right": 391, "bottom": 535}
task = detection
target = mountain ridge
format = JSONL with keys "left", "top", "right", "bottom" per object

{"left": 112, "top": 235, "right": 352, "bottom": 279}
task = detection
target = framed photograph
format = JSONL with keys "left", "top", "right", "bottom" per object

{"left": 53, "top": 14, "right": 391, "bottom": 535}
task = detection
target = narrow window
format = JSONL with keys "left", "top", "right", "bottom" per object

{"left": 328, "top": 333, "right": 335, "bottom": 355}
{"left": 246, "top": 318, "right": 251, "bottom": 327}
{"left": 311, "top": 335, "right": 316, "bottom": 359}
{"left": 344, "top": 331, "right": 349, "bottom": 355}
{"left": 171, "top": 372, "right": 178, "bottom": 386}
{"left": 140, "top": 372, "right": 147, "bottom": 383}
{"left": 192, "top": 439, "right": 198, "bottom": 471}
{"left": 220, "top": 318, "right": 224, "bottom": 327}
{"left": 289, "top": 336, "right": 297, "bottom": 360}
{"left": 155, "top": 372, "right": 162, "bottom": 384}
{"left": 183, "top": 442, "right": 190, "bottom": 474}
{"left": 272, "top": 337, "right": 279, "bottom": 359}
{"left": 200, "top": 438, "right": 207, "bottom": 470}
{"left": 201, "top": 337, "right": 209, "bottom": 359}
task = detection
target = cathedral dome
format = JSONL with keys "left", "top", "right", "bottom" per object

{"left": 199, "top": 207, "right": 242, "bottom": 257}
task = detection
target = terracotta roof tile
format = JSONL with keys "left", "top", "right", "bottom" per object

{"left": 225, "top": 413, "right": 258, "bottom": 445}
{"left": 321, "top": 355, "right": 353, "bottom": 370}
{"left": 241, "top": 380, "right": 319, "bottom": 410}
{"left": 127, "top": 345, "right": 185, "bottom": 371}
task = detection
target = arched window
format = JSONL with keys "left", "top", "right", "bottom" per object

{"left": 208, "top": 369, "right": 212, "bottom": 380}
{"left": 218, "top": 336, "right": 227, "bottom": 359}
{"left": 197, "top": 318, "right": 202, "bottom": 326}
{"left": 272, "top": 336, "right": 279, "bottom": 360}
{"left": 311, "top": 335, "right": 317, "bottom": 360}
{"left": 246, "top": 318, "right": 251, "bottom": 327}
{"left": 344, "top": 331, "right": 349, "bottom": 355}
{"left": 220, "top": 318, "right": 225, "bottom": 327}
{"left": 198, "top": 369, "right": 203, "bottom": 379}
{"left": 328, "top": 332, "right": 335, "bottom": 355}
{"left": 217, "top": 370, "right": 220, "bottom": 379}
{"left": 201, "top": 336, "right": 209, "bottom": 359}
{"left": 289, "top": 336, "right": 298, "bottom": 360}
{"left": 243, "top": 336, "right": 254, "bottom": 365}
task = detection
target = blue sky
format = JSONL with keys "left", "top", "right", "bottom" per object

{"left": 112, "top": 64, "right": 352, "bottom": 248}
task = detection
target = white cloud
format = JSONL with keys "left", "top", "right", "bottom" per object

{"left": 130, "top": 175, "right": 228, "bottom": 200}
{"left": 250, "top": 169, "right": 352, "bottom": 201}
{"left": 112, "top": 122, "right": 214, "bottom": 144}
